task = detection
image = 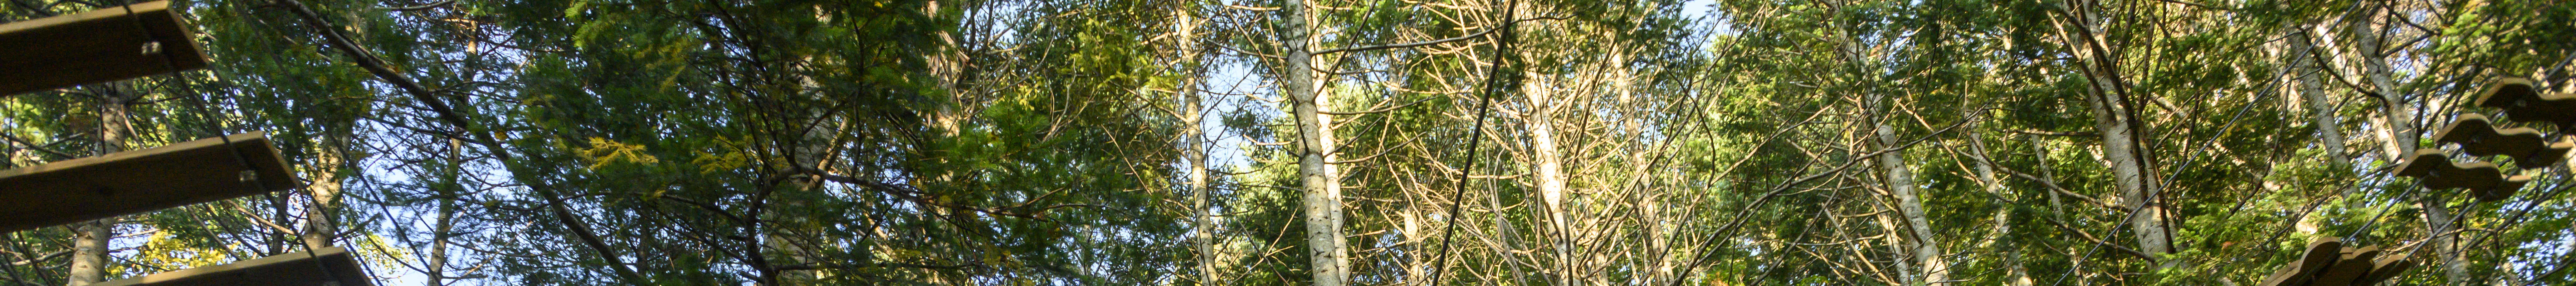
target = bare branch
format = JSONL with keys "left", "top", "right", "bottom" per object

{"left": 1312, "top": 16, "right": 1570, "bottom": 55}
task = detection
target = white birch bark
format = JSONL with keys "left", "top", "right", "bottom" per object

{"left": 2286, "top": 27, "right": 2349, "bottom": 167}
{"left": 2346, "top": 11, "right": 2460, "bottom": 284}
{"left": 1285, "top": 1, "right": 1347, "bottom": 284}
{"left": 66, "top": 92, "right": 132, "bottom": 286}
{"left": 1522, "top": 70, "right": 1578, "bottom": 286}
{"left": 1171, "top": 2, "right": 1217, "bottom": 284}
{"left": 2064, "top": 0, "right": 2173, "bottom": 259}
{"left": 1870, "top": 93, "right": 1947, "bottom": 285}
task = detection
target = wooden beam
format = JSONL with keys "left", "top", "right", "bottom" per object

{"left": 89, "top": 246, "right": 373, "bottom": 286}
{"left": 0, "top": 132, "right": 299, "bottom": 233}
{"left": 0, "top": 0, "right": 207, "bottom": 96}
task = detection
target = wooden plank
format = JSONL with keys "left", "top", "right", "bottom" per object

{"left": 2394, "top": 149, "right": 2510, "bottom": 189}
{"left": 2476, "top": 175, "right": 2533, "bottom": 202}
{"left": 0, "top": 132, "right": 299, "bottom": 233}
{"left": 89, "top": 246, "right": 373, "bottom": 286}
{"left": 2356, "top": 252, "right": 2413, "bottom": 285}
{"left": 2431, "top": 114, "right": 2570, "bottom": 169}
{"left": 0, "top": 0, "right": 208, "bottom": 96}
{"left": 2474, "top": 77, "right": 2576, "bottom": 128}
{"left": 2260, "top": 238, "right": 2342, "bottom": 286}
{"left": 2395, "top": 148, "right": 2531, "bottom": 202}
{"left": 2309, "top": 245, "right": 2382, "bottom": 286}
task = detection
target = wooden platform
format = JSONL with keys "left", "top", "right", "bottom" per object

{"left": 90, "top": 246, "right": 373, "bottom": 286}
{"left": 0, "top": 0, "right": 208, "bottom": 96}
{"left": 0, "top": 132, "right": 299, "bottom": 232}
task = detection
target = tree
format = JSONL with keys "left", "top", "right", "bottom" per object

{"left": 2, "top": 0, "right": 2569, "bottom": 285}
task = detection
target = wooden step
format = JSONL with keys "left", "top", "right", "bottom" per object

{"left": 2308, "top": 245, "right": 2382, "bottom": 286}
{"left": 2430, "top": 113, "right": 2572, "bottom": 168}
{"left": 2356, "top": 252, "right": 2414, "bottom": 285}
{"left": 2474, "top": 77, "right": 2576, "bottom": 129}
{"left": 2394, "top": 149, "right": 2524, "bottom": 202}
{"left": 88, "top": 246, "right": 372, "bottom": 286}
{"left": 0, "top": 132, "right": 299, "bottom": 232}
{"left": 0, "top": 0, "right": 207, "bottom": 96}
{"left": 2259, "top": 238, "right": 2342, "bottom": 286}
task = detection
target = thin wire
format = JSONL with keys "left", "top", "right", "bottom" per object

{"left": 2199, "top": 165, "right": 2397, "bottom": 269}
{"left": 2345, "top": 182, "right": 2428, "bottom": 239}
{"left": 1421, "top": 0, "right": 1512, "bottom": 284}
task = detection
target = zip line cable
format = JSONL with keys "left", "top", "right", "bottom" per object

{"left": 1421, "top": 0, "right": 1513, "bottom": 284}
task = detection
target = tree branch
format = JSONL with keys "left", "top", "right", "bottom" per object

{"left": 274, "top": 1, "right": 650, "bottom": 282}
{"left": 2040, "top": 213, "right": 2158, "bottom": 262}
{"left": 774, "top": 261, "right": 980, "bottom": 271}
{"left": 1312, "top": 16, "right": 1569, "bottom": 55}
{"left": 373, "top": 0, "right": 452, "bottom": 11}
{"left": 274, "top": 0, "right": 473, "bottom": 131}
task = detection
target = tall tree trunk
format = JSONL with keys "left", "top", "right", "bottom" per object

{"left": 2345, "top": 8, "right": 2458, "bottom": 284}
{"left": 1489, "top": 184, "right": 1534, "bottom": 284}
{"left": 2062, "top": 0, "right": 2173, "bottom": 260}
{"left": 1871, "top": 206, "right": 1915, "bottom": 285}
{"left": 767, "top": 83, "right": 833, "bottom": 286}
{"left": 1285, "top": 0, "right": 1347, "bottom": 284}
{"left": 66, "top": 92, "right": 130, "bottom": 286}
{"left": 1172, "top": 2, "right": 1217, "bottom": 284}
{"left": 1523, "top": 70, "right": 1575, "bottom": 286}
{"left": 2032, "top": 136, "right": 2090, "bottom": 279}
{"left": 2286, "top": 27, "right": 2349, "bottom": 168}
{"left": 1869, "top": 93, "right": 1946, "bottom": 285}
{"left": 2086, "top": 88, "right": 2171, "bottom": 257}
{"left": 2349, "top": 12, "right": 2415, "bottom": 161}
{"left": 1965, "top": 113, "right": 2026, "bottom": 286}
{"left": 269, "top": 188, "right": 293, "bottom": 255}
{"left": 427, "top": 135, "right": 461, "bottom": 286}
{"left": 302, "top": 132, "right": 350, "bottom": 250}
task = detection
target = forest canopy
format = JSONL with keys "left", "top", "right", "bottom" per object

{"left": 2, "top": 0, "right": 2572, "bottom": 285}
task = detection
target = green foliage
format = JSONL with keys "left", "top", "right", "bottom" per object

{"left": 0, "top": 0, "right": 2568, "bottom": 285}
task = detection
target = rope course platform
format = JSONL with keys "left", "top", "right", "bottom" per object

{"left": 2259, "top": 77, "right": 2575, "bottom": 285}
{"left": 2394, "top": 77, "right": 2576, "bottom": 201}
{"left": 0, "top": 132, "right": 299, "bottom": 232}
{"left": 87, "top": 246, "right": 372, "bottom": 286}
{"left": 0, "top": 0, "right": 206, "bottom": 96}
{"left": 0, "top": 1, "right": 380, "bottom": 285}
